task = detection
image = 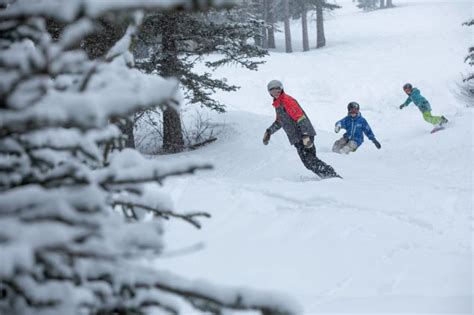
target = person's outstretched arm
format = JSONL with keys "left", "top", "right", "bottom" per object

{"left": 364, "top": 121, "right": 381, "bottom": 149}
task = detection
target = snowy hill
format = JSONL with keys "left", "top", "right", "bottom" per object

{"left": 156, "top": 1, "right": 473, "bottom": 313}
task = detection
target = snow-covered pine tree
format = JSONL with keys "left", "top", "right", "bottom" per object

{"left": 46, "top": 14, "right": 137, "bottom": 149}
{"left": 309, "top": 0, "right": 341, "bottom": 48}
{"left": 240, "top": 0, "right": 275, "bottom": 49}
{"left": 265, "top": 0, "right": 278, "bottom": 49}
{"left": 356, "top": 0, "right": 379, "bottom": 11}
{"left": 0, "top": 1, "right": 299, "bottom": 314}
{"left": 357, "top": 0, "right": 394, "bottom": 11}
{"left": 135, "top": 9, "right": 267, "bottom": 153}
{"left": 463, "top": 19, "right": 474, "bottom": 101}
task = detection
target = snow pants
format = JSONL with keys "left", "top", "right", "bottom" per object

{"left": 422, "top": 111, "right": 444, "bottom": 126}
{"left": 332, "top": 137, "right": 358, "bottom": 154}
{"left": 295, "top": 141, "right": 340, "bottom": 178}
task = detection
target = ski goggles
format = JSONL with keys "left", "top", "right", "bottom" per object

{"left": 349, "top": 109, "right": 359, "bottom": 114}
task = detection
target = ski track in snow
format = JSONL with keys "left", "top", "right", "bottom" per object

{"left": 154, "top": 0, "right": 473, "bottom": 314}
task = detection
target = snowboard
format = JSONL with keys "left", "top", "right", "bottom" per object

{"left": 298, "top": 174, "right": 342, "bottom": 182}
{"left": 430, "top": 126, "right": 445, "bottom": 134}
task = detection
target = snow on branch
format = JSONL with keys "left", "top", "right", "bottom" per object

{"left": 0, "top": 1, "right": 300, "bottom": 314}
{"left": 57, "top": 18, "right": 95, "bottom": 51}
{"left": 463, "top": 20, "right": 473, "bottom": 84}
{"left": 132, "top": 269, "right": 302, "bottom": 315}
{"left": 0, "top": 66, "right": 179, "bottom": 136}
{"left": 0, "top": 0, "right": 236, "bottom": 22}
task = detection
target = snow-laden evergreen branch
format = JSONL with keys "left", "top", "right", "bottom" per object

{"left": 0, "top": 0, "right": 235, "bottom": 22}
{"left": 463, "top": 19, "right": 473, "bottom": 84}
{"left": 0, "top": 1, "right": 299, "bottom": 314}
{"left": 463, "top": 19, "right": 474, "bottom": 27}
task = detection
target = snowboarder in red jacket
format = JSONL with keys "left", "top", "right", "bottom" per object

{"left": 263, "top": 80, "right": 341, "bottom": 179}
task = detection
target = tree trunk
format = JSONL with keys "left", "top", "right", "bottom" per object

{"left": 122, "top": 118, "right": 135, "bottom": 149}
{"left": 302, "top": 2, "right": 309, "bottom": 52}
{"left": 161, "top": 14, "right": 184, "bottom": 153}
{"left": 267, "top": 2, "right": 276, "bottom": 48}
{"left": 110, "top": 117, "right": 135, "bottom": 149}
{"left": 162, "top": 107, "right": 184, "bottom": 153}
{"left": 261, "top": 0, "right": 268, "bottom": 48}
{"left": 386, "top": 0, "right": 393, "bottom": 7}
{"left": 380, "top": 0, "right": 386, "bottom": 8}
{"left": 283, "top": 0, "right": 292, "bottom": 53}
{"left": 316, "top": 1, "right": 326, "bottom": 49}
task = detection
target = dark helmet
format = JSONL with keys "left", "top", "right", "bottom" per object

{"left": 403, "top": 83, "right": 413, "bottom": 91}
{"left": 347, "top": 101, "right": 360, "bottom": 112}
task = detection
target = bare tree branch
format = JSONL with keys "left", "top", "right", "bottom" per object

{"left": 113, "top": 201, "right": 210, "bottom": 229}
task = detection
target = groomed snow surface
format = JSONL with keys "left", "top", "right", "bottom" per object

{"left": 155, "top": 1, "right": 473, "bottom": 314}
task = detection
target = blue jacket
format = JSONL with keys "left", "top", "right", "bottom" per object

{"left": 336, "top": 113, "right": 376, "bottom": 146}
{"left": 403, "top": 88, "right": 431, "bottom": 112}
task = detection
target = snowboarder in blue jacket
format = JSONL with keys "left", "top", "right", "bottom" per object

{"left": 332, "top": 102, "right": 381, "bottom": 154}
{"left": 399, "top": 83, "right": 448, "bottom": 127}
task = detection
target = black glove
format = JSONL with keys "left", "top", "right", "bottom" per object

{"left": 263, "top": 130, "right": 270, "bottom": 145}
{"left": 373, "top": 139, "right": 381, "bottom": 149}
{"left": 399, "top": 104, "right": 405, "bottom": 110}
{"left": 302, "top": 135, "right": 313, "bottom": 149}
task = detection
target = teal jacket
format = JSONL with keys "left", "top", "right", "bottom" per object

{"left": 402, "top": 88, "right": 431, "bottom": 112}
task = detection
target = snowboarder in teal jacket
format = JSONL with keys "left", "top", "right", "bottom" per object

{"left": 399, "top": 83, "right": 448, "bottom": 127}
{"left": 332, "top": 102, "right": 381, "bottom": 154}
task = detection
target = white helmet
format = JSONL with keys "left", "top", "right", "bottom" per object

{"left": 267, "top": 79, "right": 283, "bottom": 91}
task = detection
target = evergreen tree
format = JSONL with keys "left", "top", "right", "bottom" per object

{"left": 310, "top": 0, "right": 340, "bottom": 49}
{"left": 266, "top": 1, "right": 277, "bottom": 48}
{"left": 357, "top": 0, "right": 394, "bottom": 10}
{"left": 356, "top": 0, "right": 379, "bottom": 11}
{"left": 136, "top": 9, "right": 267, "bottom": 153}
{"left": 243, "top": 0, "right": 277, "bottom": 49}
{"left": 298, "top": 0, "right": 310, "bottom": 51}
{"left": 0, "top": 1, "right": 298, "bottom": 314}
{"left": 462, "top": 19, "right": 474, "bottom": 102}
{"left": 283, "top": 0, "right": 293, "bottom": 53}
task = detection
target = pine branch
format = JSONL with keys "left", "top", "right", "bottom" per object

{"left": 100, "top": 164, "right": 213, "bottom": 187}
{"left": 148, "top": 281, "right": 295, "bottom": 315}
{"left": 1, "top": 2, "right": 300, "bottom": 314}
{"left": 0, "top": 278, "right": 59, "bottom": 308}
{"left": 463, "top": 19, "right": 474, "bottom": 26}
{"left": 112, "top": 201, "right": 210, "bottom": 229}
{"left": 463, "top": 73, "right": 474, "bottom": 82}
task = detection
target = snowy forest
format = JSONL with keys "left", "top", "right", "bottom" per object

{"left": 0, "top": 0, "right": 472, "bottom": 315}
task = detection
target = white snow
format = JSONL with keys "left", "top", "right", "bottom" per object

{"left": 0, "top": 59, "right": 179, "bottom": 130}
{"left": 0, "top": 0, "right": 237, "bottom": 22}
{"left": 58, "top": 18, "right": 94, "bottom": 50}
{"left": 154, "top": 1, "right": 473, "bottom": 314}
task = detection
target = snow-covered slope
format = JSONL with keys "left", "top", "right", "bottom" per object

{"left": 156, "top": 1, "right": 473, "bottom": 313}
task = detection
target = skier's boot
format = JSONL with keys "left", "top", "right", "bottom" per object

{"left": 440, "top": 116, "right": 448, "bottom": 127}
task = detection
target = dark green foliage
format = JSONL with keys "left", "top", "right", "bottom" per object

{"left": 463, "top": 19, "right": 473, "bottom": 82}
{"left": 357, "top": 0, "right": 379, "bottom": 11}
{"left": 136, "top": 10, "right": 267, "bottom": 113}
{"left": 357, "top": 0, "right": 394, "bottom": 11}
{"left": 462, "top": 19, "right": 473, "bottom": 101}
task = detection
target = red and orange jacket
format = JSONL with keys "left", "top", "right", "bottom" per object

{"left": 266, "top": 92, "right": 316, "bottom": 145}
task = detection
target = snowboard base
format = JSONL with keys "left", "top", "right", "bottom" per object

{"left": 431, "top": 126, "right": 445, "bottom": 134}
